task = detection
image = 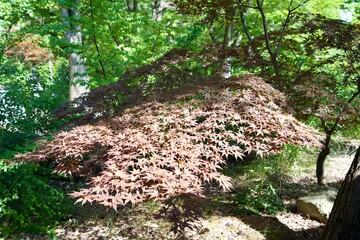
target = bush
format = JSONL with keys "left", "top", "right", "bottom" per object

{"left": 233, "top": 181, "right": 285, "bottom": 215}
{"left": 0, "top": 161, "right": 73, "bottom": 236}
{"left": 0, "top": 57, "right": 69, "bottom": 154}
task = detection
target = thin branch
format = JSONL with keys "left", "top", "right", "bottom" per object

{"left": 106, "top": 23, "right": 121, "bottom": 46}
{"left": 238, "top": 0, "right": 257, "bottom": 9}
{"left": 0, "top": 21, "right": 15, "bottom": 60}
{"left": 274, "top": 0, "right": 294, "bottom": 55}
{"left": 289, "top": 47, "right": 303, "bottom": 72}
{"left": 345, "top": 50, "right": 360, "bottom": 80}
{"left": 240, "top": 10, "right": 252, "bottom": 42}
{"left": 90, "top": 0, "right": 107, "bottom": 80}
{"left": 290, "top": 0, "right": 310, "bottom": 12}
{"left": 320, "top": 117, "right": 330, "bottom": 134}
{"left": 256, "top": 0, "right": 273, "bottom": 56}
{"left": 240, "top": 4, "right": 257, "bottom": 9}
{"left": 275, "top": 0, "right": 310, "bottom": 55}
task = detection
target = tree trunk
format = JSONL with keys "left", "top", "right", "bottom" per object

{"left": 126, "top": 0, "right": 138, "bottom": 12}
{"left": 322, "top": 146, "right": 360, "bottom": 240}
{"left": 220, "top": 7, "right": 238, "bottom": 79}
{"left": 152, "top": 0, "right": 164, "bottom": 21}
{"left": 60, "top": 4, "right": 89, "bottom": 101}
{"left": 316, "top": 135, "right": 332, "bottom": 185}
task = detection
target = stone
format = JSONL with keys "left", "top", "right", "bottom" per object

{"left": 296, "top": 187, "right": 338, "bottom": 223}
{"left": 188, "top": 216, "right": 266, "bottom": 240}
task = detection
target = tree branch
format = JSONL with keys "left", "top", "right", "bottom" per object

{"left": 240, "top": 9, "right": 252, "bottom": 42}
{"left": 256, "top": 0, "right": 273, "bottom": 56}
{"left": 0, "top": 21, "right": 15, "bottom": 61}
{"left": 90, "top": 0, "right": 107, "bottom": 80}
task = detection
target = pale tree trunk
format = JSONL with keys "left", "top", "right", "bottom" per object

{"left": 221, "top": 7, "right": 238, "bottom": 79}
{"left": 61, "top": 3, "right": 89, "bottom": 101}
{"left": 152, "top": 0, "right": 164, "bottom": 21}
{"left": 152, "top": 0, "right": 173, "bottom": 21}
{"left": 48, "top": 50, "right": 53, "bottom": 83}
{"left": 322, "top": 146, "right": 360, "bottom": 240}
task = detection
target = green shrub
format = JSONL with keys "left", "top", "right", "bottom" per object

{"left": 228, "top": 146, "right": 300, "bottom": 215}
{"left": 0, "top": 58, "right": 69, "bottom": 154}
{"left": 0, "top": 161, "right": 73, "bottom": 236}
{"left": 233, "top": 181, "right": 285, "bottom": 215}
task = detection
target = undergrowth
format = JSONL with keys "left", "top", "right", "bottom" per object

{"left": 225, "top": 145, "right": 302, "bottom": 215}
{"left": 0, "top": 160, "right": 74, "bottom": 237}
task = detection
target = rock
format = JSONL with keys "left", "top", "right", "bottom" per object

{"left": 188, "top": 216, "right": 265, "bottom": 240}
{"left": 296, "top": 187, "right": 338, "bottom": 223}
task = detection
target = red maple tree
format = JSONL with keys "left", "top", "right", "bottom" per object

{"left": 20, "top": 74, "right": 321, "bottom": 210}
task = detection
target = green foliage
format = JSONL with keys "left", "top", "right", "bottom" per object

{"left": 61, "top": 0, "right": 201, "bottom": 88}
{"left": 269, "top": 145, "right": 301, "bottom": 181}
{"left": 0, "top": 161, "right": 73, "bottom": 236}
{"left": 233, "top": 181, "right": 285, "bottom": 215}
{"left": 0, "top": 57, "right": 69, "bottom": 153}
{"left": 226, "top": 146, "right": 301, "bottom": 215}
{"left": 340, "top": 124, "right": 360, "bottom": 140}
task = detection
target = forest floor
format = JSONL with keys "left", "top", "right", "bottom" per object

{"left": 11, "top": 140, "right": 359, "bottom": 240}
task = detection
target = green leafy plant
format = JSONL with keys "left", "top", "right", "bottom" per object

{"left": 270, "top": 145, "right": 301, "bottom": 181}
{"left": 0, "top": 57, "right": 69, "bottom": 154}
{"left": 228, "top": 146, "right": 299, "bottom": 216}
{"left": 0, "top": 161, "right": 73, "bottom": 236}
{"left": 233, "top": 181, "right": 285, "bottom": 215}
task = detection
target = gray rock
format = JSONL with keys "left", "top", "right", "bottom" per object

{"left": 296, "top": 187, "right": 338, "bottom": 223}
{"left": 188, "top": 216, "right": 265, "bottom": 240}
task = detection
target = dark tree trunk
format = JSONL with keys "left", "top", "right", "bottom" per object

{"left": 322, "top": 146, "right": 360, "bottom": 240}
{"left": 126, "top": 0, "right": 138, "bottom": 12}
{"left": 316, "top": 135, "right": 331, "bottom": 185}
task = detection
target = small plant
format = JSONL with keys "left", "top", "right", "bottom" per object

{"left": 233, "top": 181, "right": 285, "bottom": 215}
{"left": 271, "top": 145, "right": 301, "bottom": 182}
{"left": 0, "top": 161, "right": 73, "bottom": 236}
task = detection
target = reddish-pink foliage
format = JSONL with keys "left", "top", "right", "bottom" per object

{"left": 19, "top": 75, "right": 322, "bottom": 210}
{"left": 5, "top": 35, "right": 49, "bottom": 64}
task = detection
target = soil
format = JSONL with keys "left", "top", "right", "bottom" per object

{"left": 9, "top": 143, "right": 358, "bottom": 240}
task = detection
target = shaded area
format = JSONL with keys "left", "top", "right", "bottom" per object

{"left": 240, "top": 214, "right": 324, "bottom": 240}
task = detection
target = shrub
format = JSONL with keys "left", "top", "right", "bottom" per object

{"left": 0, "top": 161, "right": 73, "bottom": 236}
{"left": 20, "top": 75, "right": 322, "bottom": 210}
{"left": 233, "top": 181, "right": 285, "bottom": 215}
